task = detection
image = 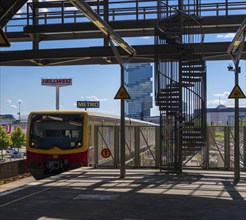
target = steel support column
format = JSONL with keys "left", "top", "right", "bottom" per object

{"left": 114, "top": 126, "right": 120, "bottom": 168}
{"left": 94, "top": 126, "right": 99, "bottom": 168}
{"left": 224, "top": 126, "right": 230, "bottom": 170}
{"left": 55, "top": 86, "right": 60, "bottom": 110}
{"left": 244, "top": 126, "right": 246, "bottom": 170}
{"left": 120, "top": 66, "right": 126, "bottom": 178}
{"left": 155, "top": 126, "right": 160, "bottom": 168}
{"left": 134, "top": 126, "right": 140, "bottom": 167}
{"left": 234, "top": 63, "right": 240, "bottom": 182}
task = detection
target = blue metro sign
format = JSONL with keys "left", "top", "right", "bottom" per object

{"left": 77, "top": 101, "right": 100, "bottom": 109}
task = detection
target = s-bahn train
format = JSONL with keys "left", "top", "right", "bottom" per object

{"left": 26, "top": 110, "right": 154, "bottom": 179}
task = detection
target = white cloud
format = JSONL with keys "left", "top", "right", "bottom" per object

{"left": 17, "top": 0, "right": 54, "bottom": 15}
{"left": 11, "top": 105, "right": 17, "bottom": 109}
{"left": 207, "top": 92, "right": 231, "bottom": 107}
{"left": 6, "top": 99, "right": 12, "bottom": 103}
{"left": 85, "top": 95, "right": 107, "bottom": 102}
{"left": 207, "top": 99, "right": 226, "bottom": 106}
{"left": 39, "top": 8, "right": 49, "bottom": 13}
{"left": 212, "top": 92, "right": 230, "bottom": 97}
{"left": 64, "top": 7, "right": 78, "bottom": 11}
{"left": 217, "top": 33, "right": 235, "bottom": 39}
{"left": 207, "top": 98, "right": 235, "bottom": 108}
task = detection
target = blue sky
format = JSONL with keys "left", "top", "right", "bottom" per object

{"left": 0, "top": 1, "right": 245, "bottom": 119}
{"left": 1, "top": 59, "right": 245, "bottom": 119}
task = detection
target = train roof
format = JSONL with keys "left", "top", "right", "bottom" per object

{"left": 28, "top": 110, "right": 158, "bottom": 126}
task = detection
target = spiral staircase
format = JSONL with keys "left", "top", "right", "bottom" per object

{"left": 155, "top": 1, "right": 207, "bottom": 172}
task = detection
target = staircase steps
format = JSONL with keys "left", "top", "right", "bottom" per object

{"left": 157, "top": 97, "right": 180, "bottom": 102}
{"left": 180, "top": 127, "right": 203, "bottom": 131}
{"left": 158, "top": 14, "right": 182, "bottom": 45}
{"left": 181, "top": 66, "right": 205, "bottom": 72}
{"left": 156, "top": 11, "right": 206, "bottom": 170}
{"left": 160, "top": 106, "right": 181, "bottom": 112}
{"left": 166, "top": 82, "right": 195, "bottom": 88}
{"left": 182, "top": 140, "right": 205, "bottom": 147}
{"left": 157, "top": 86, "right": 181, "bottom": 113}
{"left": 181, "top": 123, "right": 206, "bottom": 158}
{"left": 182, "top": 77, "right": 202, "bottom": 83}
{"left": 160, "top": 87, "right": 180, "bottom": 92}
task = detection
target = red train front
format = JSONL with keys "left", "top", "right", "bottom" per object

{"left": 26, "top": 110, "right": 89, "bottom": 179}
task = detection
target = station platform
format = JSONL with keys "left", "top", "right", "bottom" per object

{"left": 0, "top": 168, "right": 245, "bottom": 220}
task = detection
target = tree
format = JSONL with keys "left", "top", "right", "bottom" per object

{"left": 0, "top": 126, "right": 11, "bottom": 159}
{"left": 10, "top": 126, "right": 26, "bottom": 151}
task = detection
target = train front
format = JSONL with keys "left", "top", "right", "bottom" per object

{"left": 26, "top": 111, "right": 88, "bottom": 179}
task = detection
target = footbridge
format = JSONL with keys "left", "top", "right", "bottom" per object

{"left": 0, "top": 0, "right": 245, "bottom": 66}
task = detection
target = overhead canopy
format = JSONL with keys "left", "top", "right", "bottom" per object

{"left": 70, "top": 0, "right": 136, "bottom": 57}
{"left": 0, "top": 26, "right": 10, "bottom": 47}
{"left": 227, "top": 17, "right": 246, "bottom": 65}
{"left": 0, "top": 0, "right": 28, "bottom": 27}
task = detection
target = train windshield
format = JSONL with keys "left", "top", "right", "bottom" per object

{"left": 30, "top": 114, "right": 84, "bottom": 150}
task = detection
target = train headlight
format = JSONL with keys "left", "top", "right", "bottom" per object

{"left": 31, "top": 140, "right": 37, "bottom": 147}
{"left": 76, "top": 142, "right": 82, "bottom": 147}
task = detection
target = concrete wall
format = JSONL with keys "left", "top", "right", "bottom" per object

{"left": 0, "top": 159, "right": 27, "bottom": 180}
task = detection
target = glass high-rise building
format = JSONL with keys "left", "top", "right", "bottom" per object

{"left": 125, "top": 63, "right": 153, "bottom": 120}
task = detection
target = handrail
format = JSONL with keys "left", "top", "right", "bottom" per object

{"left": 157, "top": 1, "right": 204, "bottom": 52}
{"left": 158, "top": 69, "right": 205, "bottom": 128}
{"left": 158, "top": 70, "right": 204, "bottom": 100}
{"left": 3, "top": 0, "right": 246, "bottom": 33}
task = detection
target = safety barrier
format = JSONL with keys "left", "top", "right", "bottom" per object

{"left": 206, "top": 126, "right": 246, "bottom": 170}
{"left": 3, "top": 1, "right": 246, "bottom": 32}
{"left": 93, "top": 125, "right": 160, "bottom": 168}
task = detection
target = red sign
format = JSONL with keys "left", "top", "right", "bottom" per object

{"left": 2, "top": 125, "right": 12, "bottom": 134}
{"left": 41, "top": 78, "right": 72, "bottom": 86}
{"left": 101, "top": 148, "right": 111, "bottom": 158}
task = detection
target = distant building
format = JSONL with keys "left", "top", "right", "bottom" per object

{"left": 0, "top": 114, "right": 16, "bottom": 125}
{"left": 0, "top": 114, "right": 27, "bottom": 133}
{"left": 125, "top": 63, "right": 153, "bottom": 120}
{"left": 0, "top": 114, "right": 16, "bottom": 134}
{"left": 205, "top": 105, "right": 246, "bottom": 125}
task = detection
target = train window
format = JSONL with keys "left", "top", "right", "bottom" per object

{"left": 45, "top": 129, "right": 65, "bottom": 137}
{"left": 30, "top": 113, "right": 84, "bottom": 150}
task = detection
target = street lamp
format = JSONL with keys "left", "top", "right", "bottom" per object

{"left": 17, "top": 99, "right": 22, "bottom": 123}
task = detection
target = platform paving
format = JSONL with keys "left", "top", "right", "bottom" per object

{"left": 0, "top": 168, "right": 245, "bottom": 220}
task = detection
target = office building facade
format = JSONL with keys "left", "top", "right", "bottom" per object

{"left": 125, "top": 63, "right": 153, "bottom": 120}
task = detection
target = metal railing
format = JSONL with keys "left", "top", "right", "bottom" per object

{"left": 207, "top": 126, "right": 246, "bottom": 170}
{"left": 93, "top": 125, "right": 159, "bottom": 168}
{"left": 3, "top": 0, "right": 246, "bottom": 33}
{"left": 89, "top": 124, "right": 246, "bottom": 170}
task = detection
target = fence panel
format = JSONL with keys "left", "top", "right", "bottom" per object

{"left": 207, "top": 126, "right": 245, "bottom": 170}
{"left": 94, "top": 125, "right": 158, "bottom": 168}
